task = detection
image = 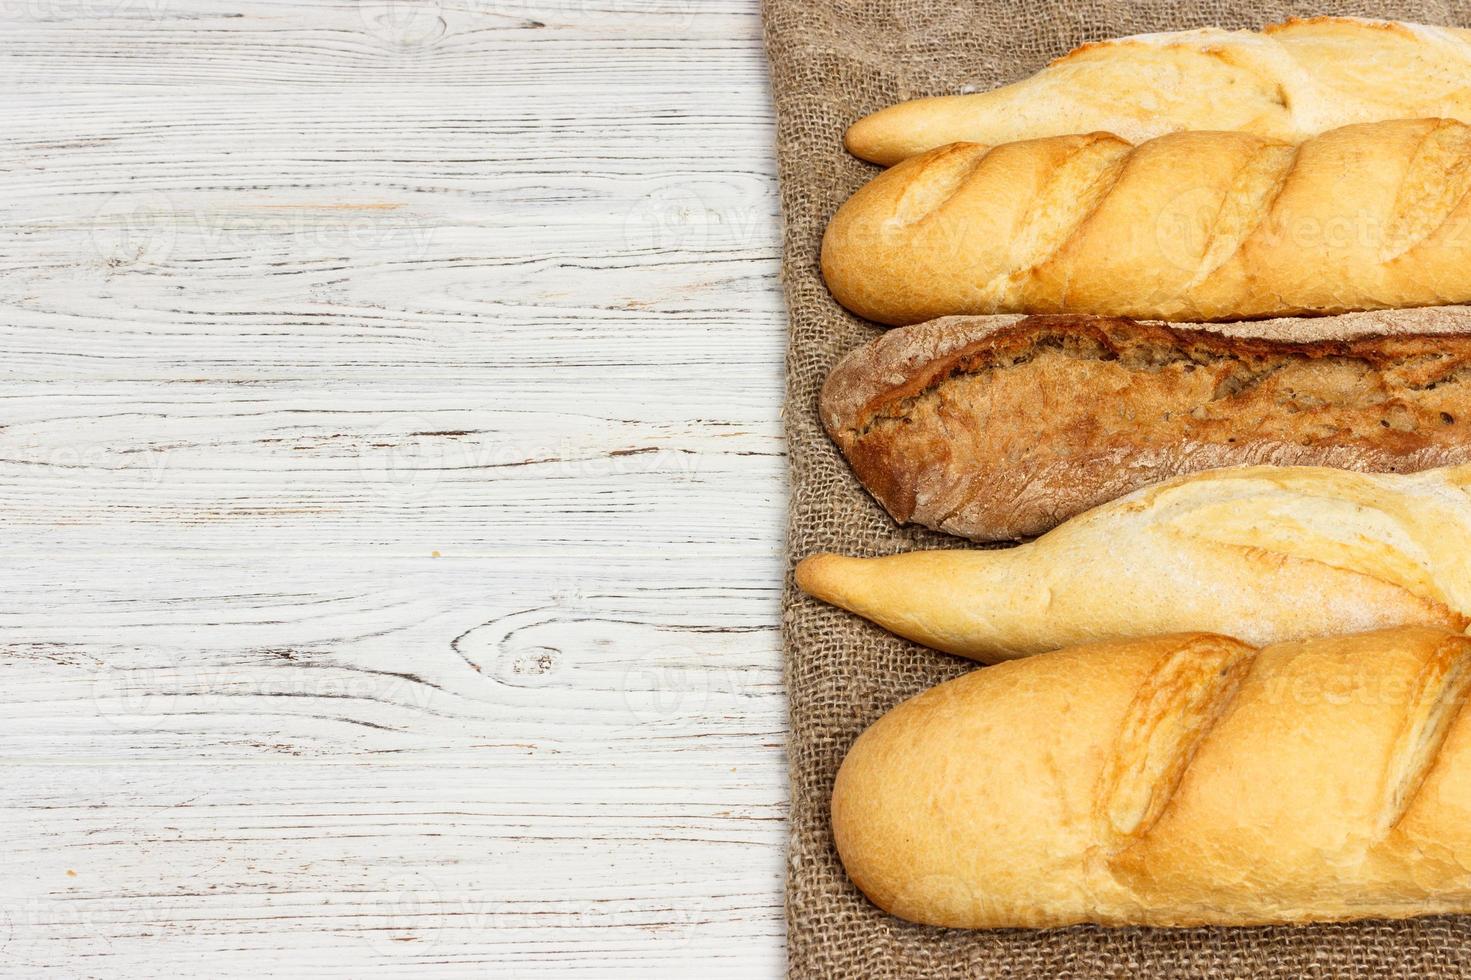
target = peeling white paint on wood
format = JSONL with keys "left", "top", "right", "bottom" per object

{"left": 0, "top": 0, "right": 788, "bottom": 974}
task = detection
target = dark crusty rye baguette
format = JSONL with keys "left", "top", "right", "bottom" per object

{"left": 834, "top": 627, "right": 1471, "bottom": 928}
{"left": 824, "top": 309, "right": 1471, "bottom": 541}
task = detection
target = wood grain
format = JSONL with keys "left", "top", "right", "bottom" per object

{"left": 0, "top": 0, "right": 787, "bottom": 974}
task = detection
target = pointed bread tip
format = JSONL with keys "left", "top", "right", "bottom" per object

{"left": 845, "top": 107, "right": 908, "bottom": 167}
{"left": 794, "top": 552, "right": 840, "bottom": 599}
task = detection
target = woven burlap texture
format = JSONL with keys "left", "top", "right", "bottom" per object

{"left": 764, "top": 1, "right": 1471, "bottom": 976}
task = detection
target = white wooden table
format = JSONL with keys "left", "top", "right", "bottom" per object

{"left": 0, "top": 0, "right": 788, "bottom": 975}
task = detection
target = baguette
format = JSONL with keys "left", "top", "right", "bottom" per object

{"left": 795, "top": 464, "right": 1471, "bottom": 662}
{"left": 821, "top": 119, "right": 1471, "bottom": 325}
{"left": 834, "top": 627, "right": 1471, "bottom": 928}
{"left": 846, "top": 17, "right": 1471, "bottom": 166}
{"left": 824, "top": 312, "right": 1471, "bottom": 541}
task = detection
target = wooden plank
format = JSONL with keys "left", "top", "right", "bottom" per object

{"left": 0, "top": 0, "right": 790, "bottom": 973}
{"left": 1, "top": 555, "right": 786, "bottom": 975}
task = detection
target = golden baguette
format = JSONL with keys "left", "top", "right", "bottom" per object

{"left": 834, "top": 627, "right": 1471, "bottom": 928}
{"left": 822, "top": 119, "right": 1471, "bottom": 325}
{"left": 847, "top": 17, "right": 1471, "bottom": 166}
{"left": 795, "top": 464, "right": 1471, "bottom": 662}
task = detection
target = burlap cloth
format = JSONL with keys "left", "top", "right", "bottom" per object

{"left": 763, "top": 1, "right": 1471, "bottom": 976}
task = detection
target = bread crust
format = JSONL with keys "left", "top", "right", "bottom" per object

{"left": 794, "top": 464, "right": 1471, "bottom": 661}
{"left": 822, "top": 120, "right": 1471, "bottom": 324}
{"left": 823, "top": 311, "right": 1471, "bottom": 540}
{"left": 845, "top": 17, "right": 1471, "bottom": 166}
{"left": 832, "top": 627, "right": 1471, "bottom": 929}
